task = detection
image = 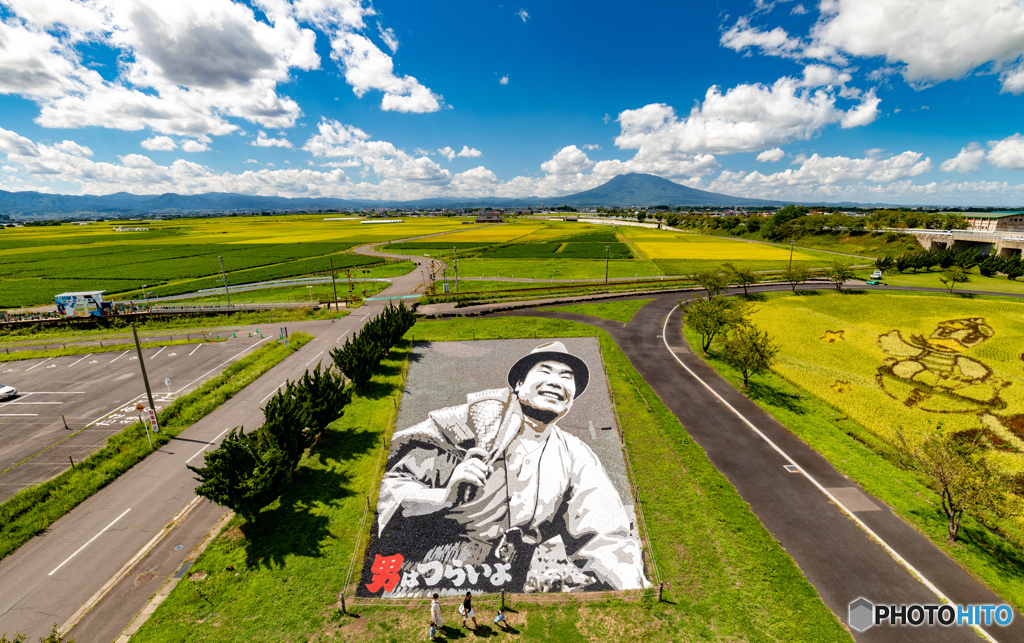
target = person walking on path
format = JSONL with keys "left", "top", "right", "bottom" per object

{"left": 429, "top": 593, "right": 444, "bottom": 641}
{"left": 458, "top": 591, "right": 478, "bottom": 629}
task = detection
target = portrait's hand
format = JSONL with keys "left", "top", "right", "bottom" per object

{"left": 446, "top": 447, "right": 490, "bottom": 504}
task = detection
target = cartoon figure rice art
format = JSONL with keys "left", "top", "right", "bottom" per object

{"left": 876, "top": 317, "right": 1021, "bottom": 448}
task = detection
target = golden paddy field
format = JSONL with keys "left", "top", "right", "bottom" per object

{"left": 625, "top": 230, "right": 822, "bottom": 261}
{"left": 750, "top": 292, "right": 1024, "bottom": 472}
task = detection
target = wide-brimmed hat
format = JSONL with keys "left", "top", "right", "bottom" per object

{"left": 507, "top": 341, "right": 589, "bottom": 398}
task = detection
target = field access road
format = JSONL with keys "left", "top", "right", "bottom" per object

{"left": 0, "top": 266, "right": 429, "bottom": 640}
{"left": 0, "top": 336, "right": 271, "bottom": 502}
{"left": 506, "top": 285, "right": 1023, "bottom": 642}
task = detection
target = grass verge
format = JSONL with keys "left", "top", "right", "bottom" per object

{"left": 539, "top": 298, "right": 654, "bottom": 323}
{"left": 131, "top": 317, "right": 848, "bottom": 642}
{"left": 682, "top": 323, "right": 1024, "bottom": 612}
{"left": 0, "top": 307, "right": 345, "bottom": 341}
{"left": 0, "top": 333, "right": 311, "bottom": 562}
{"left": 0, "top": 338, "right": 225, "bottom": 363}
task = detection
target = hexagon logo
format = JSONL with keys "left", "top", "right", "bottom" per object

{"left": 849, "top": 597, "right": 874, "bottom": 632}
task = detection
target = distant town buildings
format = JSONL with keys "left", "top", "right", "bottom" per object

{"left": 112, "top": 226, "right": 149, "bottom": 231}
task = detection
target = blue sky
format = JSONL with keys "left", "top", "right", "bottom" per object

{"left": 2, "top": 0, "right": 1024, "bottom": 205}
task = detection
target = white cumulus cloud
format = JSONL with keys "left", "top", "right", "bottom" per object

{"left": 986, "top": 133, "right": 1024, "bottom": 169}
{"left": 940, "top": 143, "right": 986, "bottom": 173}
{"left": 141, "top": 136, "right": 178, "bottom": 151}
{"left": 253, "top": 131, "right": 294, "bottom": 148}
{"left": 499, "top": 75, "right": 509, "bottom": 85}
{"left": 540, "top": 145, "right": 595, "bottom": 175}
{"left": 517, "top": 9, "right": 529, "bottom": 22}
{"left": 757, "top": 148, "right": 785, "bottom": 162}
{"left": 457, "top": 145, "right": 482, "bottom": 158}
{"left": 614, "top": 77, "right": 877, "bottom": 157}
{"left": 330, "top": 32, "right": 442, "bottom": 113}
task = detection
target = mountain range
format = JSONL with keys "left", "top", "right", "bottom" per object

{"left": 0, "top": 173, "right": 799, "bottom": 218}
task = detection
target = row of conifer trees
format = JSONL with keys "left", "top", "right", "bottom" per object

{"left": 189, "top": 302, "right": 415, "bottom": 525}
{"left": 330, "top": 302, "right": 416, "bottom": 386}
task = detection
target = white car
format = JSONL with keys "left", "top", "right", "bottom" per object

{"left": 0, "top": 384, "right": 16, "bottom": 401}
{"left": 870, "top": 270, "right": 883, "bottom": 279}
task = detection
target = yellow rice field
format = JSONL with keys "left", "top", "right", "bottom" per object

{"left": 626, "top": 231, "right": 821, "bottom": 261}
{"left": 751, "top": 292, "right": 1024, "bottom": 472}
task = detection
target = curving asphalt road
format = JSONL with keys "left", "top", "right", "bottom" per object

{"left": 500, "top": 283, "right": 1024, "bottom": 642}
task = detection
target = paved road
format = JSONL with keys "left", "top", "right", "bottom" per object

{"left": 502, "top": 285, "right": 1023, "bottom": 642}
{"left": 0, "top": 259, "right": 432, "bottom": 641}
{"left": 0, "top": 336, "right": 271, "bottom": 501}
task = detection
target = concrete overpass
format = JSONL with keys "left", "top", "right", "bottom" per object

{"left": 909, "top": 229, "right": 1024, "bottom": 256}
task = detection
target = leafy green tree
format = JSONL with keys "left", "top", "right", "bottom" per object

{"left": 781, "top": 264, "right": 810, "bottom": 293}
{"left": 939, "top": 266, "right": 971, "bottom": 294}
{"left": 896, "top": 429, "right": 1021, "bottom": 543}
{"left": 978, "top": 253, "right": 1002, "bottom": 277}
{"left": 723, "top": 262, "right": 759, "bottom": 297}
{"left": 189, "top": 428, "right": 290, "bottom": 525}
{"left": 1005, "top": 256, "right": 1024, "bottom": 280}
{"left": 297, "top": 363, "right": 350, "bottom": 439}
{"left": 824, "top": 261, "right": 854, "bottom": 291}
{"left": 682, "top": 297, "right": 749, "bottom": 354}
{"left": 693, "top": 268, "right": 729, "bottom": 300}
{"left": 262, "top": 380, "right": 315, "bottom": 470}
{"left": 636, "top": 212, "right": 647, "bottom": 223}
{"left": 874, "top": 255, "right": 895, "bottom": 272}
{"left": 720, "top": 323, "right": 779, "bottom": 388}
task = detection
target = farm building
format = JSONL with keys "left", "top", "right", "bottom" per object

{"left": 475, "top": 212, "right": 502, "bottom": 223}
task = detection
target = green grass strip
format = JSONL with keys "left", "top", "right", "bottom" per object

{"left": 683, "top": 324, "right": 1024, "bottom": 613}
{"left": 0, "top": 333, "right": 311, "bottom": 562}
{"left": 0, "top": 338, "right": 226, "bottom": 363}
{"left": 131, "top": 317, "right": 847, "bottom": 642}
{"left": 539, "top": 298, "right": 654, "bottom": 324}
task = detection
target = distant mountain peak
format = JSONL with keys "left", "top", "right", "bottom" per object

{"left": 556, "top": 173, "right": 784, "bottom": 207}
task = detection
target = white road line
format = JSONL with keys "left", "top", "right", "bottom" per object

{"left": 660, "top": 305, "right": 999, "bottom": 643}
{"left": 48, "top": 508, "right": 131, "bottom": 576}
{"left": 336, "top": 330, "right": 349, "bottom": 343}
{"left": 188, "top": 344, "right": 203, "bottom": 356}
{"left": 259, "top": 383, "right": 285, "bottom": 404}
{"left": 0, "top": 413, "right": 38, "bottom": 416}
{"left": 150, "top": 346, "right": 166, "bottom": 359}
{"left": 84, "top": 396, "right": 145, "bottom": 429}
{"left": 67, "top": 354, "right": 92, "bottom": 368}
{"left": 26, "top": 358, "right": 53, "bottom": 371}
{"left": 110, "top": 350, "right": 130, "bottom": 363}
{"left": 304, "top": 350, "right": 324, "bottom": 367}
{"left": 20, "top": 391, "right": 86, "bottom": 395}
{"left": 4, "top": 401, "right": 62, "bottom": 404}
{"left": 187, "top": 426, "right": 234, "bottom": 463}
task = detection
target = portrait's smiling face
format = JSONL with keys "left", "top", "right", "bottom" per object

{"left": 515, "top": 360, "right": 576, "bottom": 417}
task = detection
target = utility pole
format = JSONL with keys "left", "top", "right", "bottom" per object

{"left": 605, "top": 245, "right": 610, "bottom": 284}
{"left": 131, "top": 322, "right": 158, "bottom": 433}
{"left": 142, "top": 285, "right": 150, "bottom": 308}
{"left": 218, "top": 256, "right": 231, "bottom": 307}
{"left": 788, "top": 238, "right": 794, "bottom": 271}
{"left": 329, "top": 257, "right": 339, "bottom": 311}
{"left": 453, "top": 246, "right": 459, "bottom": 293}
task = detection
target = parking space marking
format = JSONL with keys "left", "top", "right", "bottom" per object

{"left": 151, "top": 347, "right": 166, "bottom": 359}
{"left": 188, "top": 344, "right": 203, "bottom": 356}
{"left": 0, "top": 413, "right": 38, "bottom": 417}
{"left": 68, "top": 355, "right": 92, "bottom": 368}
{"left": 26, "top": 358, "right": 54, "bottom": 371}
{"left": 174, "top": 336, "right": 272, "bottom": 396}
{"left": 110, "top": 351, "right": 130, "bottom": 363}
